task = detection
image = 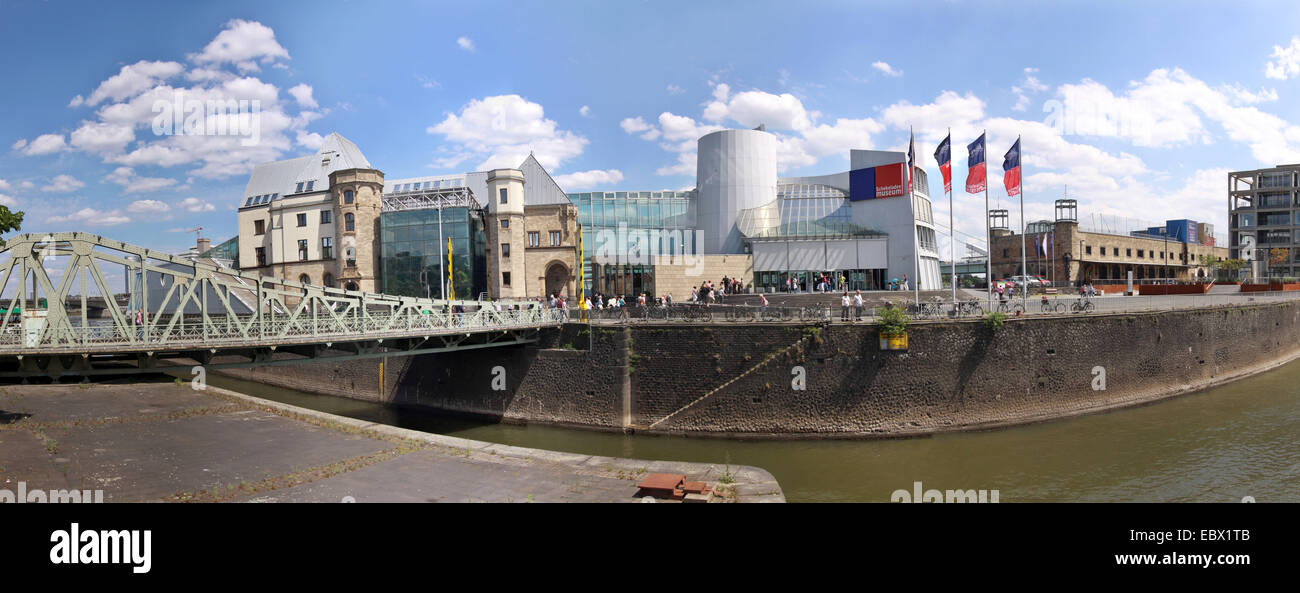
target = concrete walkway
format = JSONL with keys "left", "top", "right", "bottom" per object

{"left": 0, "top": 381, "right": 783, "bottom": 503}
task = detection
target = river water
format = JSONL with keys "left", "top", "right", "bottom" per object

{"left": 196, "top": 362, "right": 1300, "bottom": 503}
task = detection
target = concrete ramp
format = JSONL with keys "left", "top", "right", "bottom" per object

{"left": 1207, "top": 283, "right": 1241, "bottom": 294}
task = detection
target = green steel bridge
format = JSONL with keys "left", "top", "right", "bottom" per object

{"left": 0, "top": 233, "right": 565, "bottom": 379}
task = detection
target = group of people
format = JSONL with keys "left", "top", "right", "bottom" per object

{"left": 691, "top": 281, "right": 719, "bottom": 304}
{"left": 1078, "top": 282, "right": 1097, "bottom": 298}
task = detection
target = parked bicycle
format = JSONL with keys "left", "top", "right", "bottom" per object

{"left": 1040, "top": 296, "right": 1065, "bottom": 313}
{"left": 1070, "top": 296, "right": 1095, "bottom": 312}
{"left": 995, "top": 299, "right": 1025, "bottom": 315}
{"left": 950, "top": 299, "right": 983, "bottom": 317}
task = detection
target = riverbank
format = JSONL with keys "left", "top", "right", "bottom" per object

{"left": 0, "top": 380, "right": 784, "bottom": 503}
{"left": 219, "top": 300, "right": 1300, "bottom": 439}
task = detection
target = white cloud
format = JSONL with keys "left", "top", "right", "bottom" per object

{"left": 43, "top": 175, "right": 85, "bottom": 193}
{"left": 620, "top": 116, "right": 653, "bottom": 134}
{"left": 81, "top": 60, "right": 184, "bottom": 106}
{"left": 667, "top": 84, "right": 685, "bottom": 95}
{"left": 552, "top": 169, "right": 624, "bottom": 190}
{"left": 457, "top": 36, "right": 475, "bottom": 52}
{"left": 190, "top": 19, "right": 290, "bottom": 69}
{"left": 297, "top": 131, "right": 325, "bottom": 149}
{"left": 45, "top": 208, "right": 130, "bottom": 226}
{"left": 15, "top": 134, "right": 67, "bottom": 156}
{"left": 1265, "top": 36, "right": 1300, "bottom": 80}
{"left": 427, "top": 94, "right": 588, "bottom": 171}
{"left": 872, "top": 61, "right": 902, "bottom": 77}
{"left": 579, "top": 105, "right": 591, "bottom": 117}
{"left": 0, "top": 179, "right": 8, "bottom": 191}
{"left": 104, "top": 166, "right": 178, "bottom": 193}
{"left": 178, "top": 197, "right": 216, "bottom": 212}
{"left": 287, "top": 83, "right": 318, "bottom": 109}
{"left": 0, "top": 194, "right": 16, "bottom": 208}
{"left": 1011, "top": 69, "right": 1048, "bottom": 112}
{"left": 127, "top": 199, "right": 170, "bottom": 213}
{"left": 31, "top": 20, "right": 324, "bottom": 180}
{"left": 70, "top": 121, "right": 134, "bottom": 154}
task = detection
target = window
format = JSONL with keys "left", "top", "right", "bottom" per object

{"left": 297, "top": 213, "right": 307, "bottom": 227}
{"left": 1126, "top": 248, "right": 1132, "bottom": 257}
{"left": 344, "top": 190, "right": 353, "bottom": 204}
{"left": 255, "top": 247, "right": 266, "bottom": 266}
{"left": 345, "top": 246, "right": 356, "bottom": 268}
{"left": 321, "top": 210, "right": 331, "bottom": 224}
{"left": 1002, "top": 248, "right": 1008, "bottom": 257}
{"left": 1086, "top": 245, "right": 1092, "bottom": 255}
{"left": 299, "top": 274, "right": 310, "bottom": 285}
{"left": 528, "top": 231, "right": 540, "bottom": 247}
{"left": 345, "top": 213, "right": 355, "bottom": 231}
{"left": 550, "top": 231, "right": 561, "bottom": 246}
{"left": 1100, "top": 247, "right": 1106, "bottom": 256}
{"left": 295, "top": 182, "right": 304, "bottom": 193}
{"left": 323, "top": 273, "right": 334, "bottom": 288}
{"left": 298, "top": 239, "right": 308, "bottom": 261}
{"left": 499, "top": 188, "right": 508, "bottom": 204}
{"left": 305, "top": 180, "right": 315, "bottom": 191}
{"left": 502, "top": 271, "right": 511, "bottom": 286}
{"left": 1238, "top": 212, "right": 1255, "bottom": 227}
{"left": 501, "top": 243, "right": 511, "bottom": 257}
{"left": 254, "top": 220, "right": 265, "bottom": 235}
{"left": 244, "top": 197, "right": 254, "bottom": 207}
{"left": 500, "top": 219, "right": 509, "bottom": 229}
{"left": 321, "top": 237, "right": 333, "bottom": 259}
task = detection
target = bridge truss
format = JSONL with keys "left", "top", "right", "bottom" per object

{"left": 0, "top": 233, "right": 564, "bottom": 378}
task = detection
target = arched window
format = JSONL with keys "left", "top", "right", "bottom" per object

{"left": 344, "top": 190, "right": 354, "bottom": 204}
{"left": 345, "top": 213, "right": 355, "bottom": 231}
{"left": 323, "top": 273, "right": 334, "bottom": 288}
{"left": 299, "top": 274, "right": 311, "bottom": 285}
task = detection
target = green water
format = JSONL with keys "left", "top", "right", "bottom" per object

{"left": 195, "top": 363, "right": 1300, "bottom": 503}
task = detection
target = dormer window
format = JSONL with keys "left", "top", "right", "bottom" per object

{"left": 306, "top": 180, "right": 315, "bottom": 191}
{"left": 295, "top": 182, "right": 304, "bottom": 193}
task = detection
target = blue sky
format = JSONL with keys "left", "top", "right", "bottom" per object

{"left": 4, "top": 0, "right": 1300, "bottom": 254}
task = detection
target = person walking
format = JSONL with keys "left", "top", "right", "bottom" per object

{"left": 853, "top": 290, "right": 864, "bottom": 321}
{"left": 841, "top": 291, "right": 851, "bottom": 322}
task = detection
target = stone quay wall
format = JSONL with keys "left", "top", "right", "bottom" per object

{"left": 220, "top": 301, "right": 1300, "bottom": 437}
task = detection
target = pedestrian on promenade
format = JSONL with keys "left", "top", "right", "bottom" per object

{"left": 841, "top": 292, "right": 851, "bottom": 322}
{"left": 853, "top": 290, "right": 864, "bottom": 321}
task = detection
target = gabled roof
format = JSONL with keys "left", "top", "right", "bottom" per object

{"left": 239, "top": 132, "right": 374, "bottom": 208}
{"left": 518, "top": 153, "right": 573, "bottom": 206}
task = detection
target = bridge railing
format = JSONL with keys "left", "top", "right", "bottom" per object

{"left": 0, "top": 306, "right": 568, "bottom": 353}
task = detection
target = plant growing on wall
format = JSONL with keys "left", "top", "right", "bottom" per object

{"left": 983, "top": 311, "right": 1006, "bottom": 332}
{"left": 877, "top": 305, "right": 909, "bottom": 336}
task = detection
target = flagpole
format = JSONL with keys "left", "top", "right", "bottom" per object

{"left": 983, "top": 129, "right": 991, "bottom": 309}
{"left": 909, "top": 126, "right": 920, "bottom": 307}
{"left": 1019, "top": 135, "right": 1027, "bottom": 303}
{"left": 949, "top": 127, "right": 956, "bottom": 305}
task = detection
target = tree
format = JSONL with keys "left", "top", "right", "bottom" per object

{"left": 0, "top": 205, "right": 23, "bottom": 248}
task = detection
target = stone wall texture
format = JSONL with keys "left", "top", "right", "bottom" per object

{"left": 220, "top": 301, "right": 1300, "bottom": 437}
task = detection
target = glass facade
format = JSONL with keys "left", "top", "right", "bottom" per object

{"left": 568, "top": 191, "right": 698, "bottom": 296}
{"left": 380, "top": 207, "right": 485, "bottom": 299}
{"left": 198, "top": 236, "right": 239, "bottom": 264}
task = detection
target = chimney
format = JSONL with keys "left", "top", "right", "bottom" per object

{"left": 197, "top": 237, "right": 211, "bottom": 254}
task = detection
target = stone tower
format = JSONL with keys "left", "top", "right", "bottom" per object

{"left": 485, "top": 168, "right": 526, "bottom": 299}
{"left": 330, "top": 168, "right": 385, "bottom": 292}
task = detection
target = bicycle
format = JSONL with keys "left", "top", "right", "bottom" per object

{"left": 995, "top": 300, "right": 1024, "bottom": 315}
{"left": 1040, "top": 296, "right": 1065, "bottom": 313}
{"left": 1070, "top": 297, "right": 1095, "bottom": 313}
{"left": 949, "top": 299, "right": 983, "bottom": 317}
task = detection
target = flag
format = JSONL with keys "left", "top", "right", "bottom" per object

{"left": 907, "top": 129, "right": 916, "bottom": 193}
{"left": 934, "top": 133, "right": 952, "bottom": 193}
{"left": 1003, "top": 137, "right": 1022, "bottom": 197}
{"left": 966, "top": 133, "right": 986, "bottom": 193}
{"left": 1041, "top": 233, "right": 1048, "bottom": 257}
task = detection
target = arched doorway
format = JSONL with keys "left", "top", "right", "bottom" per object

{"left": 544, "top": 261, "right": 570, "bottom": 297}
{"left": 345, "top": 281, "right": 359, "bottom": 291}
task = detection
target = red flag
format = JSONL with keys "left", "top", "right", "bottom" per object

{"left": 965, "top": 133, "right": 986, "bottom": 194}
{"left": 933, "top": 133, "right": 952, "bottom": 193}
{"left": 1003, "top": 138, "right": 1021, "bottom": 197}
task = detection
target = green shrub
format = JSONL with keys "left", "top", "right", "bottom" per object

{"left": 876, "top": 305, "right": 910, "bottom": 335}
{"left": 983, "top": 311, "right": 1006, "bottom": 332}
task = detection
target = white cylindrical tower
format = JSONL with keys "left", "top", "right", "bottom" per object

{"left": 696, "top": 129, "right": 777, "bottom": 254}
